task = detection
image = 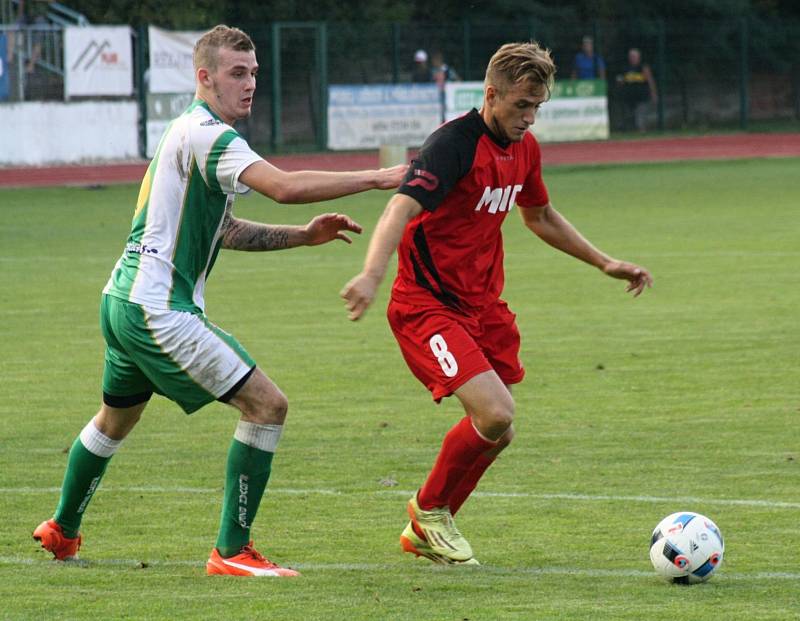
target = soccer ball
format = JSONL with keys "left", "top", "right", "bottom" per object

{"left": 649, "top": 511, "right": 724, "bottom": 584}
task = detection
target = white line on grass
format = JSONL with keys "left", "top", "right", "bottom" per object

{"left": 0, "top": 486, "right": 340, "bottom": 495}
{"left": 3, "top": 486, "right": 800, "bottom": 509}
{"left": 2, "top": 556, "right": 799, "bottom": 581}
{"left": 470, "top": 491, "right": 800, "bottom": 510}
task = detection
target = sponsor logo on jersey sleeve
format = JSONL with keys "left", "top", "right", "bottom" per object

{"left": 406, "top": 168, "right": 439, "bottom": 192}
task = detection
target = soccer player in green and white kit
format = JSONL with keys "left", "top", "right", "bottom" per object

{"left": 32, "top": 25, "right": 406, "bottom": 577}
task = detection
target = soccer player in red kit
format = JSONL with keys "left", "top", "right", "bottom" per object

{"left": 341, "top": 42, "right": 653, "bottom": 565}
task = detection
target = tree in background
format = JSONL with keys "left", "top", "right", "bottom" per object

{"left": 63, "top": 0, "right": 222, "bottom": 28}
{"left": 66, "top": 0, "right": 411, "bottom": 28}
{"left": 65, "top": 0, "right": 800, "bottom": 29}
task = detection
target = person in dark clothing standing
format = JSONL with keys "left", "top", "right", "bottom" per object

{"left": 616, "top": 48, "right": 658, "bottom": 131}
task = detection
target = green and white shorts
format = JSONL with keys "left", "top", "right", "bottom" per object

{"left": 100, "top": 294, "right": 256, "bottom": 414}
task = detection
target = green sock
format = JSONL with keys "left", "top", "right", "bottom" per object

{"left": 54, "top": 437, "right": 112, "bottom": 538}
{"left": 215, "top": 438, "right": 274, "bottom": 557}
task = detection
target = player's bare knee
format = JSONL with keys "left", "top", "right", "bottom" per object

{"left": 240, "top": 389, "right": 288, "bottom": 425}
{"left": 265, "top": 391, "right": 289, "bottom": 422}
{"left": 94, "top": 403, "right": 144, "bottom": 440}
{"left": 496, "top": 424, "right": 515, "bottom": 449}
{"left": 475, "top": 400, "right": 514, "bottom": 440}
{"left": 492, "top": 398, "right": 515, "bottom": 428}
{"left": 486, "top": 411, "right": 514, "bottom": 437}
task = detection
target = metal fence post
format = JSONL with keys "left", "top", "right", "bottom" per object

{"left": 270, "top": 22, "right": 282, "bottom": 151}
{"left": 136, "top": 24, "right": 148, "bottom": 159}
{"left": 16, "top": 28, "right": 25, "bottom": 100}
{"left": 739, "top": 16, "right": 749, "bottom": 130}
{"left": 316, "top": 22, "right": 328, "bottom": 151}
{"left": 657, "top": 18, "right": 666, "bottom": 131}
{"left": 391, "top": 22, "right": 400, "bottom": 84}
{"left": 462, "top": 19, "right": 471, "bottom": 81}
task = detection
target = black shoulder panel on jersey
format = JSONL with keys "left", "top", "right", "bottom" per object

{"left": 397, "top": 110, "right": 484, "bottom": 212}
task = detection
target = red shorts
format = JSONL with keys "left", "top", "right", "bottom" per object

{"left": 387, "top": 298, "right": 525, "bottom": 402}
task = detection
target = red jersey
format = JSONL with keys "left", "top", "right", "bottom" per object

{"left": 392, "top": 109, "right": 549, "bottom": 312}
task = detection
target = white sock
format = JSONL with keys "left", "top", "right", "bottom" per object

{"left": 79, "top": 419, "right": 122, "bottom": 458}
{"left": 234, "top": 420, "right": 283, "bottom": 453}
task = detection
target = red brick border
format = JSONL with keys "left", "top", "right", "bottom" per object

{"left": 1, "top": 133, "right": 799, "bottom": 189}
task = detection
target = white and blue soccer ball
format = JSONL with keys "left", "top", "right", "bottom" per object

{"left": 649, "top": 511, "right": 724, "bottom": 584}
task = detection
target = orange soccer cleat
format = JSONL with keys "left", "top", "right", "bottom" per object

{"left": 32, "top": 519, "right": 82, "bottom": 561}
{"left": 206, "top": 543, "right": 300, "bottom": 577}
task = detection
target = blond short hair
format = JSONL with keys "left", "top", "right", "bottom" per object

{"left": 485, "top": 42, "right": 556, "bottom": 98}
{"left": 193, "top": 25, "right": 255, "bottom": 72}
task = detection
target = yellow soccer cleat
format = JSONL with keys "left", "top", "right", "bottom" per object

{"left": 406, "top": 493, "right": 476, "bottom": 563}
{"left": 400, "top": 520, "right": 480, "bottom": 565}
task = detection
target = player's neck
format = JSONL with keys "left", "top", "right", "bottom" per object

{"left": 478, "top": 107, "right": 510, "bottom": 145}
{"left": 195, "top": 91, "right": 235, "bottom": 125}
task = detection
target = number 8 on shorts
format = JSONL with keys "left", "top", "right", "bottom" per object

{"left": 429, "top": 333, "right": 459, "bottom": 378}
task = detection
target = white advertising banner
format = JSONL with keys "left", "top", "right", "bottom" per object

{"left": 445, "top": 79, "right": 609, "bottom": 142}
{"left": 327, "top": 84, "right": 441, "bottom": 150}
{"left": 64, "top": 26, "right": 133, "bottom": 97}
{"left": 148, "top": 26, "right": 203, "bottom": 94}
{"left": 0, "top": 102, "right": 139, "bottom": 165}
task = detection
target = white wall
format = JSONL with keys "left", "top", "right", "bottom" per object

{"left": 0, "top": 102, "right": 139, "bottom": 165}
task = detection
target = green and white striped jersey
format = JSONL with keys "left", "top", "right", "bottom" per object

{"left": 103, "top": 99, "right": 262, "bottom": 313}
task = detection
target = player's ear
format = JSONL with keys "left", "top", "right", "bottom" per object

{"left": 485, "top": 84, "right": 498, "bottom": 108}
{"left": 197, "top": 67, "right": 212, "bottom": 88}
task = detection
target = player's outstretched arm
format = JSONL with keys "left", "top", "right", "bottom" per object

{"left": 519, "top": 202, "right": 653, "bottom": 297}
{"left": 239, "top": 160, "right": 407, "bottom": 204}
{"left": 340, "top": 194, "right": 423, "bottom": 320}
{"left": 222, "top": 212, "right": 362, "bottom": 251}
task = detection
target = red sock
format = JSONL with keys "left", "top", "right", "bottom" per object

{"left": 417, "top": 416, "right": 495, "bottom": 510}
{"left": 448, "top": 453, "right": 496, "bottom": 515}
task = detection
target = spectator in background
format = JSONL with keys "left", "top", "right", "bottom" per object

{"left": 431, "top": 50, "right": 460, "bottom": 89}
{"left": 431, "top": 50, "right": 460, "bottom": 120}
{"left": 7, "top": 0, "right": 49, "bottom": 101}
{"left": 616, "top": 47, "right": 658, "bottom": 132}
{"left": 411, "top": 49, "right": 433, "bottom": 83}
{"left": 571, "top": 35, "right": 606, "bottom": 80}
{"left": 5, "top": 0, "right": 26, "bottom": 100}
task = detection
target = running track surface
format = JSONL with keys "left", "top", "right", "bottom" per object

{"left": 1, "top": 132, "right": 799, "bottom": 189}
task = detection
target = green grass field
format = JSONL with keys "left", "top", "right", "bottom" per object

{"left": 1, "top": 158, "right": 798, "bottom": 620}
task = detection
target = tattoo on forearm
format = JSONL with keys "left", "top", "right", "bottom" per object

{"left": 222, "top": 216, "right": 292, "bottom": 251}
